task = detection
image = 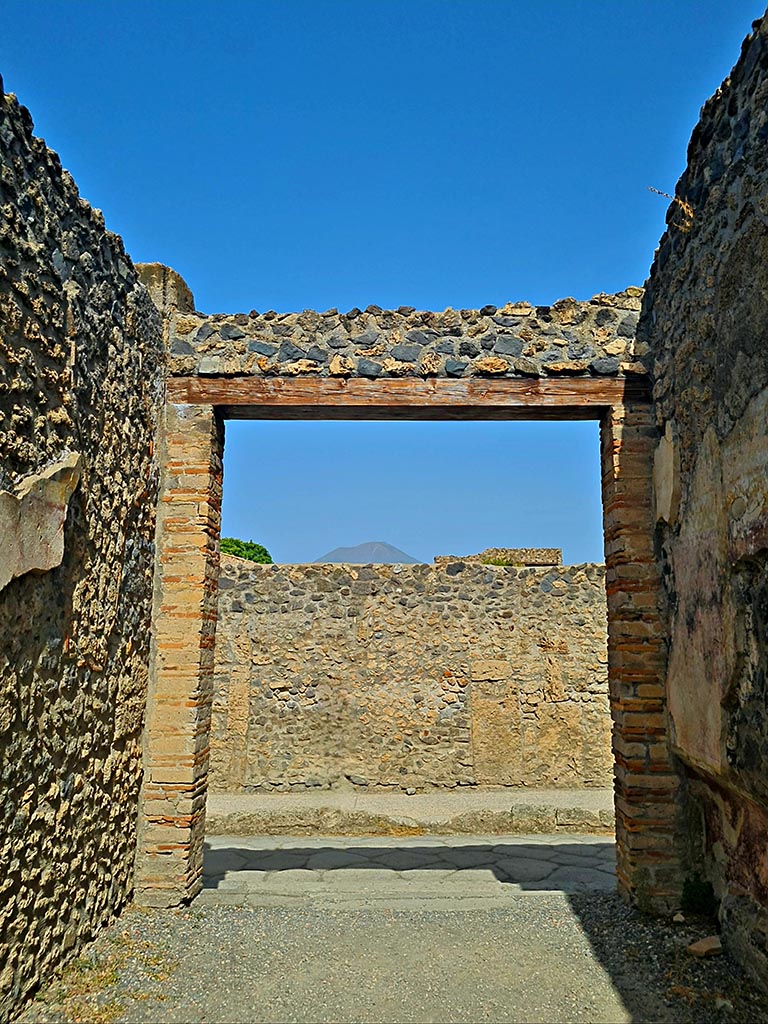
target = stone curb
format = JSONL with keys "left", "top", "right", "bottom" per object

{"left": 206, "top": 801, "right": 615, "bottom": 837}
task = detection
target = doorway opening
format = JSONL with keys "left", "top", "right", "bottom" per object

{"left": 135, "top": 379, "right": 678, "bottom": 915}
{"left": 211, "top": 419, "right": 608, "bottom": 801}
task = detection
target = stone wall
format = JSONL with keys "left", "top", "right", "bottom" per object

{"left": 641, "top": 14, "right": 768, "bottom": 986}
{"left": 166, "top": 289, "right": 646, "bottom": 381}
{"left": 211, "top": 555, "right": 611, "bottom": 792}
{"left": 434, "top": 548, "right": 562, "bottom": 566}
{"left": 0, "top": 80, "right": 163, "bottom": 1019}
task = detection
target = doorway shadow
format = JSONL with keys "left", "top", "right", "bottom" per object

{"left": 201, "top": 839, "right": 616, "bottom": 890}
{"left": 200, "top": 841, "right": 768, "bottom": 1021}
{"left": 565, "top": 890, "right": 768, "bottom": 1023}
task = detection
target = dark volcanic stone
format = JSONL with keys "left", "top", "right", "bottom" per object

{"left": 617, "top": 315, "right": 638, "bottom": 338}
{"left": 406, "top": 329, "right": 436, "bottom": 345}
{"left": 279, "top": 341, "right": 307, "bottom": 362}
{"left": 354, "top": 329, "right": 380, "bottom": 347}
{"left": 357, "top": 358, "right": 383, "bottom": 377}
{"left": 494, "top": 336, "right": 524, "bottom": 357}
{"left": 220, "top": 323, "right": 245, "bottom": 340}
{"left": 594, "top": 308, "right": 615, "bottom": 327}
{"left": 170, "top": 338, "right": 194, "bottom": 355}
{"left": 391, "top": 344, "right": 422, "bottom": 362}
{"left": 568, "top": 342, "right": 595, "bottom": 360}
{"left": 248, "top": 341, "right": 277, "bottom": 356}
{"left": 590, "top": 357, "right": 621, "bottom": 375}
{"left": 445, "top": 359, "right": 468, "bottom": 376}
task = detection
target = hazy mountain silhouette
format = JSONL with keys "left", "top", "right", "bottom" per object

{"left": 314, "top": 541, "right": 420, "bottom": 564}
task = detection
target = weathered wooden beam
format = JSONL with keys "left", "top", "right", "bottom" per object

{"left": 166, "top": 374, "right": 651, "bottom": 420}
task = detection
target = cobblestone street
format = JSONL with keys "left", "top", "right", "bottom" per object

{"left": 200, "top": 833, "right": 617, "bottom": 907}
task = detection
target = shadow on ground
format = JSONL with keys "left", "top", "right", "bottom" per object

{"left": 567, "top": 892, "right": 768, "bottom": 1023}
{"left": 202, "top": 839, "right": 616, "bottom": 889}
{"left": 199, "top": 841, "right": 768, "bottom": 1022}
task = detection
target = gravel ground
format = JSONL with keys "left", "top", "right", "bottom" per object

{"left": 16, "top": 895, "right": 768, "bottom": 1024}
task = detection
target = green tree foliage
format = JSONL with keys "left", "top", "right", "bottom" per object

{"left": 220, "top": 537, "right": 273, "bottom": 564}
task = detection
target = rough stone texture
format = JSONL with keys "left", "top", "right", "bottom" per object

{"left": 0, "top": 82, "right": 163, "bottom": 1019}
{"left": 204, "top": 789, "right": 616, "bottom": 836}
{"left": 165, "top": 289, "right": 647, "bottom": 381}
{"left": 640, "top": 14, "right": 768, "bottom": 987}
{"left": 148, "top": 256, "right": 679, "bottom": 914}
{"left": 211, "top": 556, "right": 611, "bottom": 793}
{"left": 5, "top": 7, "right": 768, "bottom": 1011}
{"left": 434, "top": 548, "right": 562, "bottom": 566}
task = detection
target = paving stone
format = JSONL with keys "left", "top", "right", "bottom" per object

{"left": 202, "top": 849, "right": 250, "bottom": 873}
{"left": 201, "top": 873, "right": 225, "bottom": 888}
{"left": 548, "top": 851, "right": 614, "bottom": 868}
{"left": 199, "top": 834, "right": 618, "bottom": 904}
{"left": 213, "top": 875, "right": 252, "bottom": 892}
{"left": 437, "top": 849, "right": 500, "bottom": 868}
{"left": 256, "top": 869, "right": 326, "bottom": 890}
{"left": 319, "top": 868, "right": 403, "bottom": 888}
{"left": 537, "top": 867, "right": 616, "bottom": 891}
{"left": 398, "top": 869, "right": 461, "bottom": 887}
{"left": 492, "top": 856, "right": 558, "bottom": 883}
{"left": 441, "top": 835, "right": 506, "bottom": 847}
{"left": 363, "top": 850, "right": 446, "bottom": 871}
{"left": 305, "top": 850, "right": 370, "bottom": 869}
{"left": 490, "top": 843, "right": 560, "bottom": 861}
{"left": 237, "top": 851, "right": 311, "bottom": 871}
{"left": 437, "top": 870, "right": 512, "bottom": 894}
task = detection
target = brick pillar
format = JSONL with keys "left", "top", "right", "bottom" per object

{"left": 601, "top": 400, "right": 683, "bottom": 912}
{"left": 134, "top": 402, "right": 223, "bottom": 906}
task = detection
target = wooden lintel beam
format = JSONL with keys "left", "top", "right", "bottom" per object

{"left": 166, "top": 374, "right": 650, "bottom": 420}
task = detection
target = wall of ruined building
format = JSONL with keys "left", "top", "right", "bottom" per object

{"left": 211, "top": 555, "right": 611, "bottom": 792}
{"left": 641, "top": 14, "right": 768, "bottom": 987}
{"left": 0, "top": 81, "right": 163, "bottom": 1019}
{"left": 433, "top": 547, "right": 562, "bottom": 566}
{"left": 166, "top": 289, "right": 646, "bottom": 380}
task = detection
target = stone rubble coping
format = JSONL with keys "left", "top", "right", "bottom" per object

{"left": 138, "top": 265, "right": 649, "bottom": 382}
{"left": 433, "top": 547, "right": 562, "bottom": 566}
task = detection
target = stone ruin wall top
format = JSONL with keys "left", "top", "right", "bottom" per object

{"left": 434, "top": 547, "right": 562, "bottom": 566}
{"left": 140, "top": 264, "right": 647, "bottom": 382}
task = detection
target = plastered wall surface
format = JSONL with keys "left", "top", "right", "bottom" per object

{"left": 211, "top": 555, "right": 612, "bottom": 792}
{"left": 0, "top": 82, "right": 162, "bottom": 1019}
{"left": 641, "top": 14, "right": 768, "bottom": 986}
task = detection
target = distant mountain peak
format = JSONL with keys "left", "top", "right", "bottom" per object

{"left": 314, "top": 540, "right": 420, "bottom": 564}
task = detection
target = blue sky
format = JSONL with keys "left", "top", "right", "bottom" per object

{"left": 2, "top": 2, "right": 761, "bottom": 562}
